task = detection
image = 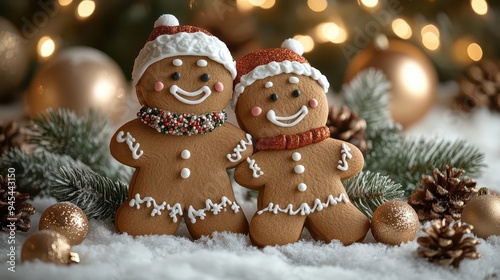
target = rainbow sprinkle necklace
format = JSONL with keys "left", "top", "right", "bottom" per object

{"left": 137, "top": 105, "right": 226, "bottom": 136}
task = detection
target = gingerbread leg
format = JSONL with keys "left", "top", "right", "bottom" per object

{"left": 305, "top": 204, "right": 370, "bottom": 245}
{"left": 249, "top": 212, "right": 306, "bottom": 247}
{"left": 115, "top": 198, "right": 181, "bottom": 236}
{"left": 185, "top": 208, "right": 249, "bottom": 239}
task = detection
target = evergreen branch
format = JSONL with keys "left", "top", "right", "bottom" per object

{"left": 344, "top": 171, "right": 404, "bottom": 218}
{"left": 0, "top": 148, "right": 87, "bottom": 196}
{"left": 52, "top": 165, "right": 128, "bottom": 220}
{"left": 28, "top": 108, "right": 131, "bottom": 182}
{"left": 341, "top": 68, "right": 392, "bottom": 136}
{"left": 364, "top": 122, "right": 402, "bottom": 171}
{"left": 381, "top": 138, "right": 486, "bottom": 195}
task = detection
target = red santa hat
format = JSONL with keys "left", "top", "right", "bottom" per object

{"left": 232, "top": 39, "right": 329, "bottom": 108}
{"left": 132, "top": 14, "right": 236, "bottom": 86}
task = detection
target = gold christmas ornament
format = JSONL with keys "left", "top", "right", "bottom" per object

{"left": 371, "top": 200, "right": 420, "bottom": 245}
{"left": 345, "top": 36, "right": 437, "bottom": 127}
{"left": 21, "top": 230, "right": 80, "bottom": 265}
{"left": 0, "top": 17, "right": 29, "bottom": 99}
{"left": 25, "top": 47, "right": 129, "bottom": 123}
{"left": 461, "top": 194, "right": 500, "bottom": 239}
{"left": 39, "top": 202, "right": 89, "bottom": 245}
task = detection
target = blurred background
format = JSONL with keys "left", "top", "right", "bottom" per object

{"left": 0, "top": 0, "right": 499, "bottom": 127}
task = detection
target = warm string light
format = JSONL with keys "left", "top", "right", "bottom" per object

{"left": 471, "top": 0, "right": 488, "bottom": 15}
{"left": 453, "top": 37, "right": 483, "bottom": 64}
{"left": 58, "top": 0, "right": 73, "bottom": 6}
{"left": 315, "top": 22, "right": 347, "bottom": 44}
{"left": 293, "top": 35, "right": 315, "bottom": 53}
{"left": 37, "top": 36, "right": 56, "bottom": 59}
{"left": 307, "top": 0, "right": 328, "bottom": 12}
{"left": 392, "top": 18, "right": 412, "bottom": 39}
{"left": 421, "top": 24, "right": 440, "bottom": 51}
{"left": 260, "top": 0, "right": 276, "bottom": 9}
{"left": 236, "top": 0, "right": 253, "bottom": 12}
{"left": 359, "top": 0, "right": 379, "bottom": 8}
{"left": 248, "top": 0, "right": 265, "bottom": 6}
{"left": 77, "top": 0, "right": 96, "bottom": 19}
{"left": 467, "top": 43, "right": 483, "bottom": 61}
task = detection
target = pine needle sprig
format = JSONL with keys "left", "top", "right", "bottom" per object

{"left": 363, "top": 122, "right": 402, "bottom": 171}
{"left": 0, "top": 148, "right": 87, "bottom": 196}
{"left": 52, "top": 165, "right": 128, "bottom": 220}
{"left": 383, "top": 138, "right": 485, "bottom": 195}
{"left": 28, "top": 108, "right": 131, "bottom": 182}
{"left": 344, "top": 171, "right": 404, "bottom": 218}
{"left": 341, "top": 68, "right": 393, "bottom": 136}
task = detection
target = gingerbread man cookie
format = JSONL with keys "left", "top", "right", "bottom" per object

{"left": 233, "top": 39, "right": 370, "bottom": 247}
{"left": 110, "top": 14, "right": 251, "bottom": 238}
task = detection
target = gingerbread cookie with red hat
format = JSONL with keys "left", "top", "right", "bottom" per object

{"left": 232, "top": 39, "right": 370, "bottom": 247}
{"left": 110, "top": 14, "right": 251, "bottom": 238}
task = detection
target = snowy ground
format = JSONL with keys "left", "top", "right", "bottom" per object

{"left": 1, "top": 83, "right": 500, "bottom": 280}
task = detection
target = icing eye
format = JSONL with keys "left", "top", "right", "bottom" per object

{"left": 292, "top": 89, "right": 301, "bottom": 98}
{"left": 201, "top": 73, "right": 210, "bottom": 82}
{"left": 270, "top": 93, "right": 278, "bottom": 102}
{"left": 172, "top": 72, "right": 181, "bottom": 81}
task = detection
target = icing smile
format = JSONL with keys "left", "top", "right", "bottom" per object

{"left": 266, "top": 105, "right": 308, "bottom": 127}
{"left": 169, "top": 85, "right": 212, "bottom": 105}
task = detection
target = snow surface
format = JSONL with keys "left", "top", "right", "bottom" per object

{"left": 1, "top": 82, "right": 500, "bottom": 280}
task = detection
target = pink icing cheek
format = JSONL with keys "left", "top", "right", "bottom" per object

{"left": 309, "top": 98, "right": 318, "bottom": 108}
{"left": 251, "top": 106, "right": 262, "bottom": 117}
{"left": 154, "top": 81, "right": 164, "bottom": 92}
{"left": 214, "top": 82, "right": 224, "bottom": 92}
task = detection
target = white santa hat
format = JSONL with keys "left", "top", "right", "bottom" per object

{"left": 132, "top": 14, "right": 236, "bottom": 86}
{"left": 232, "top": 38, "right": 329, "bottom": 109}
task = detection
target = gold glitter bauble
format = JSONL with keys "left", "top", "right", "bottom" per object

{"left": 345, "top": 36, "right": 437, "bottom": 128}
{"left": 462, "top": 194, "right": 500, "bottom": 239}
{"left": 21, "top": 230, "right": 79, "bottom": 265}
{"left": 25, "top": 47, "right": 128, "bottom": 123}
{"left": 39, "top": 202, "right": 89, "bottom": 245}
{"left": 0, "top": 17, "right": 29, "bottom": 98}
{"left": 371, "top": 200, "right": 420, "bottom": 245}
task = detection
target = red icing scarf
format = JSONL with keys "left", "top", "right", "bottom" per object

{"left": 255, "top": 126, "right": 330, "bottom": 151}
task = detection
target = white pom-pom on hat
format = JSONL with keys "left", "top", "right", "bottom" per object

{"left": 281, "top": 38, "right": 304, "bottom": 56}
{"left": 154, "top": 14, "right": 179, "bottom": 28}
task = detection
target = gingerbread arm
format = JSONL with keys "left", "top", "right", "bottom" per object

{"left": 334, "top": 141, "right": 364, "bottom": 180}
{"left": 224, "top": 123, "right": 254, "bottom": 169}
{"left": 109, "top": 120, "right": 149, "bottom": 167}
{"left": 233, "top": 152, "right": 266, "bottom": 190}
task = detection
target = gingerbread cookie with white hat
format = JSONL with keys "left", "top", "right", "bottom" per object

{"left": 233, "top": 39, "right": 370, "bottom": 247}
{"left": 110, "top": 14, "right": 251, "bottom": 238}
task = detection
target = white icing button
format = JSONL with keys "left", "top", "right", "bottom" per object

{"left": 197, "top": 59, "right": 208, "bottom": 67}
{"left": 181, "top": 150, "right": 191, "bottom": 159}
{"left": 173, "top": 59, "right": 183, "bottom": 66}
{"left": 289, "top": 76, "right": 299, "bottom": 84}
{"left": 265, "top": 81, "right": 273, "bottom": 88}
{"left": 181, "top": 168, "right": 191, "bottom": 179}
{"left": 298, "top": 183, "right": 307, "bottom": 192}
{"left": 292, "top": 152, "right": 301, "bottom": 161}
{"left": 294, "top": 165, "right": 305, "bottom": 174}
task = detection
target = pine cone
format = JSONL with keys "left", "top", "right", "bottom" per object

{"left": 326, "top": 106, "right": 368, "bottom": 153}
{"left": 408, "top": 165, "right": 477, "bottom": 221}
{"left": 417, "top": 219, "right": 480, "bottom": 268}
{"left": 0, "top": 175, "right": 35, "bottom": 232}
{"left": 0, "top": 121, "right": 25, "bottom": 153}
{"left": 455, "top": 60, "right": 500, "bottom": 112}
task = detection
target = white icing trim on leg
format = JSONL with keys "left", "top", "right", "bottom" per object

{"left": 187, "top": 196, "right": 240, "bottom": 224}
{"left": 257, "top": 193, "right": 349, "bottom": 216}
{"left": 129, "top": 194, "right": 241, "bottom": 224}
{"left": 129, "top": 193, "right": 183, "bottom": 223}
